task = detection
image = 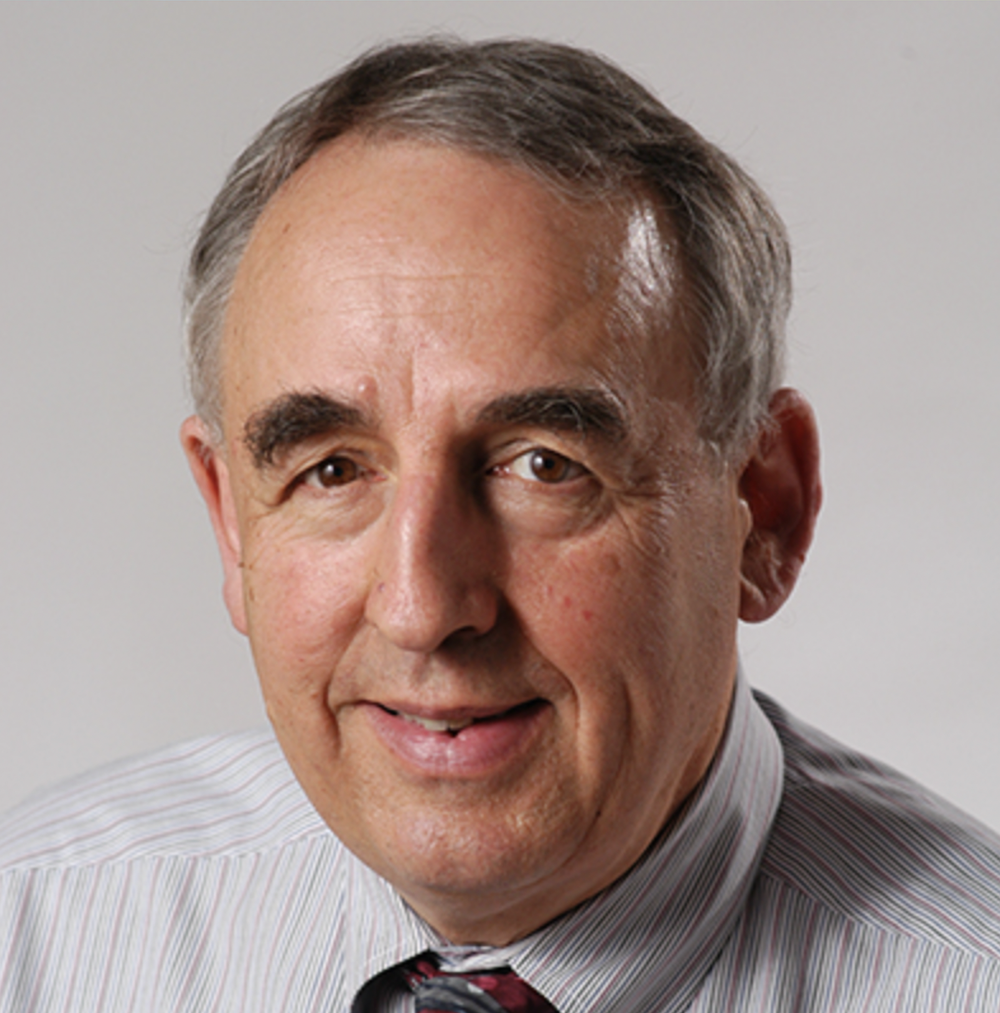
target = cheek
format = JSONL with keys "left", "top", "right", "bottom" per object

{"left": 241, "top": 531, "right": 370, "bottom": 693}
{"left": 510, "top": 498, "right": 738, "bottom": 721}
{"left": 527, "top": 517, "right": 674, "bottom": 637}
{"left": 510, "top": 531, "right": 663, "bottom": 714}
{"left": 516, "top": 538, "right": 624, "bottom": 629}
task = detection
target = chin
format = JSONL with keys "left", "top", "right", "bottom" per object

{"left": 351, "top": 792, "right": 590, "bottom": 917}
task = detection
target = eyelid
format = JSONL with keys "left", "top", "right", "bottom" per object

{"left": 498, "top": 446, "right": 589, "bottom": 484}
{"left": 290, "top": 448, "right": 374, "bottom": 494}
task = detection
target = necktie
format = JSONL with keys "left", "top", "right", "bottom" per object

{"left": 403, "top": 955, "right": 559, "bottom": 1013}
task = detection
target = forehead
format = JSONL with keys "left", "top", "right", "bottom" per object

{"left": 221, "top": 136, "right": 688, "bottom": 430}
{"left": 237, "top": 135, "right": 621, "bottom": 281}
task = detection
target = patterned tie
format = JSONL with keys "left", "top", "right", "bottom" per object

{"left": 403, "top": 955, "right": 559, "bottom": 1013}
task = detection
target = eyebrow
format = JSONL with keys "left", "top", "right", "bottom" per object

{"left": 476, "top": 387, "right": 627, "bottom": 443}
{"left": 243, "top": 384, "right": 628, "bottom": 471}
{"left": 243, "top": 391, "right": 368, "bottom": 469}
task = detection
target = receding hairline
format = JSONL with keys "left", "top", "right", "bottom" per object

{"left": 186, "top": 37, "right": 790, "bottom": 460}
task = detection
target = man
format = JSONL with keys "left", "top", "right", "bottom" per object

{"left": 1, "top": 37, "right": 998, "bottom": 1012}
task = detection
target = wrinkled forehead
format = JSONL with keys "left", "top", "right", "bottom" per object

{"left": 220, "top": 135, "right": 689, "bottom": 428}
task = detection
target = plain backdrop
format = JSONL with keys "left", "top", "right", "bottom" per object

{"left": 1, "top": 3, "right": 997, "bottom": 828}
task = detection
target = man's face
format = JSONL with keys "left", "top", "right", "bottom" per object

{"left": 198, "top": 137, "right": 752, "bottom": 944}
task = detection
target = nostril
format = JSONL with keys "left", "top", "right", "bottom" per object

{"left": 443, "top": 623, "right": 487, "bottom": 644}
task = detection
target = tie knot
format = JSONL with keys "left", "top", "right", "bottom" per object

{"left": 404, "top": 955, "right": 558, "bottom": 1013}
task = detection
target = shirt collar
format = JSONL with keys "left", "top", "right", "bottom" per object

{"left": 346, "top": 669, "right": 784, "bottom": 1013}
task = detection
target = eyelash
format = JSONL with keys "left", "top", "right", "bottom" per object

{"left": 497, "top": 447, "right": 587, "bottom": 485}
{"left": 301, "top": 455, "right": 366, "bottom": 490}
{"left": 295, "top": 444, "right": 588, "bottom": 496}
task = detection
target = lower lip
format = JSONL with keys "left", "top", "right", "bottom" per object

{"left": 363, "top": 701, "right": 550, "bottom": 778}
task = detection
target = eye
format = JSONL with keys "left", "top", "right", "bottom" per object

{"left": 304, "top": 455, "right": 360, "bottom": 489}
{"left": 506, "top": 447, "right": 584, "bottom": 484}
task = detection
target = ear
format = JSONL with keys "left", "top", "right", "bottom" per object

{"left": 180, "top": 415, "right": 248, "bottom": 635}
{"left": 738, "top": 388, "right": 822, "bottom": 623}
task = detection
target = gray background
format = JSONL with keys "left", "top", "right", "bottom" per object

{"left": 1, "top": 3, "right": 997, "bottom": 827}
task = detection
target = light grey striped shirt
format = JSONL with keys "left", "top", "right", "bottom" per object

{"left": 2, "top": 673, "right": 999, "bottom": 1011}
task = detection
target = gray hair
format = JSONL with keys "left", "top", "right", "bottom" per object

{"left": 185, "top": 37, "right": 790, "bottom": 457}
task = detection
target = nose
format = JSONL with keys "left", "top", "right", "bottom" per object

{"left": 365, "top": 470, "right": 500, "bottom": 653}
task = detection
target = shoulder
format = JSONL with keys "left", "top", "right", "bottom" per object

{"left": 755, "top": 689, "right": 1000, "bottom": 959}
{"left": 0, "top": 733, "right": 393, "bottom": 1011}
{"left": 0, "top": 728, "right": 328, "bottom": 870}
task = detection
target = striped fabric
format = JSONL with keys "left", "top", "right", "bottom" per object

{"left": 2, "top": 672, "right": 999, "bottom": 1012}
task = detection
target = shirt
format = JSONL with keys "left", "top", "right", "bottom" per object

{"left": 2, "top": 673, "right": 999, "bottom": 1012}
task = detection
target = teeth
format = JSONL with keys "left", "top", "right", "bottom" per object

{"left": 400, "top": 713, "right": 475, "bottom": 733}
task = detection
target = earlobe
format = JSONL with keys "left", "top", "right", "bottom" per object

{"left": 180, "top": 416, "right": 249, "bottom": 635}
{"left": 738, "top": 388, "right": 822, "bottom": 623}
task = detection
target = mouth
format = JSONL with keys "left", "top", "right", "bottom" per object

{"left": 394, "top": 712, "right": 476, "bottom": 735}
{"left": 366, "top": 699, "right": 549, "bottom": 776}
{"left": 381, "top": 700, "right": 541, "bottom": 737}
